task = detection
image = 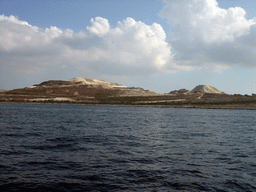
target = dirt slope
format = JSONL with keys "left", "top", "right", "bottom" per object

{"left": 189, "top": 85, "right": 225, "bottom": 94}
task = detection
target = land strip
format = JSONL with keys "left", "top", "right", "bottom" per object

{"left": 1, "top": 78, "right": 256, "bottom": 110}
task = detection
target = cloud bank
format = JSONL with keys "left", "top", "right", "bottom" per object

{"left": 160, "top": 0, "right": 256, "bottom": 69}
{"left": 1, "top": 0, "right": 256, "bottom": 77}
{"left": 0, "top": 15, "right": 175, "bottom": 75}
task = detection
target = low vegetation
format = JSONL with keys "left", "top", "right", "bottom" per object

{"left": 1, "top": 78, "right": 256, "bottom": 109}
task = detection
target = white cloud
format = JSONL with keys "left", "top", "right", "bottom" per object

{"left": 2, "top": 0, "right": 256, "bottom": 77}
{"left": 0, "top": 14, "right": 177, "bottom": 75}
{"left": 160, "top": 0, "right": 256, "bottom": 69}
{"left": 86, "top": 17, "right": 110, "bottom": 36}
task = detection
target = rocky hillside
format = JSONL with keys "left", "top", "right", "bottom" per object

{"left": 0, "top": 77, "right": 158, "bottom": 103}
{"left": 32, "top": 77, "right": 126, "bottom": 89}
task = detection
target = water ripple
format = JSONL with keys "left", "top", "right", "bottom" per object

{"left": 0, "top": 103, "right": 256, "bottom": 191}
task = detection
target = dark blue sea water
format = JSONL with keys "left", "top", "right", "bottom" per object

{"left": 0, "top": 103, "right": 256, "bottom": 192}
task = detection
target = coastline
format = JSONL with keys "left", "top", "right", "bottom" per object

{"left": 1, "top": 78, "right": 256, "bottom": 111}
{"left": 1, "top": 101, "right": 256, "bottom": 110}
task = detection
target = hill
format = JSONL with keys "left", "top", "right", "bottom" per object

{"left": 0, "top": 78, "right": 256, "bottom": 109}
{"left": 33, "top": 77, "right": 125, "bottom": 89}
{"left": 189, "top": 85, "right": 225, "bottom": 94}
{"left": 0, "top": 77, "right": 158, "bottom": 103}
{"left": 169, "top": 89, "right": 190, "bottom": 95}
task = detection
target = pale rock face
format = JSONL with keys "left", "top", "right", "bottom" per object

{"left": 67, "top": 77, "right": 124, "bottom": 88}
{"left": 190, "top": 85, "right": 225, "bottom": 94}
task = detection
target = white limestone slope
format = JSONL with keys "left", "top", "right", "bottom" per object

{"left": 68, "top": 77, "right": 126, "bottom": 88}
{"left": 190, "top": 85, "right": 225, "bottom": 94}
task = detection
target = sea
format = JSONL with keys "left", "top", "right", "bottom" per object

{"left": 0, "top": 103, "right": 256, "bottom": 192}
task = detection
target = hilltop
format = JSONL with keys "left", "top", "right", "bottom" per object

{"left": 32, "top": 77, "right": 125, "bottom": 89}
{"left": 189, "top": 85, "right": 225, "bottom": 94}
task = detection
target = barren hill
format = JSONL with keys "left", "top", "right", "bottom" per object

{"left": 33, "top": 77, "right": 126, "bottom": 89}
{"left": 1, "top": 77, "right": 158, "bottom": 103}
{"left": 189, "top": 85, "right": 225, "bottom": 94}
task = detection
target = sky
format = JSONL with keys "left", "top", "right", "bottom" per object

{"left": 1, "top": 0, "right": 256, "bottom": 94}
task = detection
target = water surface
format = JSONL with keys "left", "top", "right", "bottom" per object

{"left": 0, "top": 103, "right": 256, "bottom": 191}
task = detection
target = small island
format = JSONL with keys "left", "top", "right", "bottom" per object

{"left": 1, "top": 77, "right": 256, "bottom": 110}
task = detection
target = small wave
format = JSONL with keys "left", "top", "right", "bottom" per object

{"left": 131, "top": 157, "right": 156, "bottom": 164}
{"left": 46, "top": 137, "right": 76, "bottom": 143}
{"left": 29, "top": 143, "right": 75, "bottom": 151}
{"left": 26, "top": 161, "right": 55, "bottom": 165}
{"left": 224, "top": 180, "right": 256, "bottom": 191}
{"left": 0, "top": 149, "right": 32, "bottom": 155}
{"left": 2, "top": 133, "right": 25, "bottom": 137}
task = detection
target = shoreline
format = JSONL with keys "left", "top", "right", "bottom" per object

{"left": 1, "top": 101, "right": 256, "bottom": 110}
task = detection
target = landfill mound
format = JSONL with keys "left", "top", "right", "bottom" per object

{"left": 189, "top": 85, "right": 225, "bottom": 94}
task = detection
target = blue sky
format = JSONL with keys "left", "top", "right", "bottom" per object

{"left": 1, "top": 0, "right": 256, "bottom": 94}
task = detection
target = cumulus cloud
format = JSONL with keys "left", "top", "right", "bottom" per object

{"left": 86, "top": 17, "right": 110, "bottom": 36}
{"left": 160, "top": 0, "right": 256, "bottom": 68}
{"left": 2, "top": 0, "right": 256, "bottom": 77}
{"left": 0, "top": 14, "right": 177, "bottom": 75}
